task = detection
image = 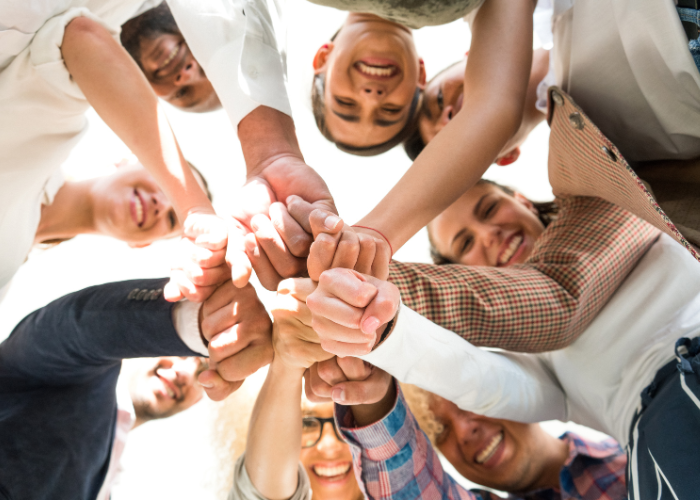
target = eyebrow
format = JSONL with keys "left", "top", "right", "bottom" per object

{"left": 332, "top": 110, "right": 360, "bottom": 122}
{"left": 473, "top": 193, "right": 489, "bottom": 217}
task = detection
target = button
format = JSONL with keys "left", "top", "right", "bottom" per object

{"left": 136, "top": 290, "right": 148, "bottom": 300}
{"left": 149, "top": 289, "right": 162, "bottom": 301}
{"left": 128, "top": 288, "right": 140, "bottom": 300}
{"left": 602, "top": 146, "right": 617, "bottom": 162}
{"left": 568, "top": 112, "right": 584, "bottom": 130}
{"left": 551, "top": 91, "right": 564, "bottom": 106}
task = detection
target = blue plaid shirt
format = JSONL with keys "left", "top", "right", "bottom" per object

{"left": 337, "top": 385, "right": 627, "bottom": 500}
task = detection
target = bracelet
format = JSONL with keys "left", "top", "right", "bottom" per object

{"left": 352, "top": 225, "right": 394, "bottom": 257}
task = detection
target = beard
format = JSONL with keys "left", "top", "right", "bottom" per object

{"left": 120, "top": 1, "right": 181, "bottom": 70}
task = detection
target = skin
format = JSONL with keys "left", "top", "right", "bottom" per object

{"left": 429, "top": 394, "right": 568, "bottom": 493}
{"left": 35, "top": 160, "right": 208, "bottom": 248}
{"left": 136, "top": 33, "right": 220, "bottom": 112}
{"left": 299, "top": 402, "right": 363, "bottom": 500}
{"left": 419, "top": 49, "right": 550, "bottom": 163}
{"left": 313, "top": 13, "right": 426, "bottom": 147}
{"left": 428, "top": 182, "right": 545, "bottom": 266}
{"left": 130, "top": 356, "right": 206, "bottom": 428}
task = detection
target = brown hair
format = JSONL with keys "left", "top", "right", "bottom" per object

{"left": 427, "top": 179, "right": 558, "bottom": 265}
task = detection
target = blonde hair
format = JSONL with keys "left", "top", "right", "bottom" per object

{"left": 399, "top": 383, "right": 443, "bottom": 446}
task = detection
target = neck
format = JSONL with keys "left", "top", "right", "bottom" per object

{"left": 34, "top": 180, "right": 96, "bottom": 244}
{"left": 527, "top": 433, "right": 570, "bottom": 491}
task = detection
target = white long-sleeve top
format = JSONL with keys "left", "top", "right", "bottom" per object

{"left": 362, "top": 233, "right": 700, "bottom": 446}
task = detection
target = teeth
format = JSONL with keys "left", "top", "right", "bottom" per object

{"left": 159, "top": 45, "right": 179, "bottom": 69}
{"left": 312, "top": 464, "right": 351, "bottom": 478}
{"left": 356, "top": 61, "right": 395, "bottom": 77}
{"left": 134, "top": 193, "right": 144, "bottom": 226}
{"left": 165, "top": 385, "right": 175, "bottom": 398}
{"left": 498, "top": 234, "right": 523, "bottom": 265}
{"left": 476, "top": 432, "right": 503, "bottom": 464}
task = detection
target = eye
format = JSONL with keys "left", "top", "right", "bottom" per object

{"left": 460, "top": 235, "right": 474, "bottom": 255}
{"left": 381, "top": 105, "right": 402, "bottom": 115}
{"left": 168, "top": 210, "right": 177, "bottom": 230}
{"left": 437, "top": 87, "right": 444, "bottom": 110}
{"left": 482, "top": 201, "right": 498, "bottom": 219}
{"left": 334, "top": 96, "right": 355, "bottom": 107}
{"left": 175, "top": 86, "right": 189, "bottom": 99}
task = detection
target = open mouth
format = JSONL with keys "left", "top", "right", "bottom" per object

{"left": 155, "top": 42, "right": 186, "bottom": 79}
{"left": 311, "top": 463, "right": 352, "bottom": 482}
{"left": 497, "top": 233, "right": 524, "bottom": 266}
{"left": 130, "top": 189, "right": 146, "bottom": 227}
{"left": 475, "top": 431, "right": 504, "bottom": 465}
{"left": 354, "top": 61, "right": 399, "bottom": 79}
{"left": 160, "top": 44, "right": 180, "bottom": 70}
{"left": 156, "top": 372, "right": 180, "bottom": 400}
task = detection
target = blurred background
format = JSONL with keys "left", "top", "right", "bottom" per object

{"left": 0, "top": 0, "right": 605, "bottom": 497}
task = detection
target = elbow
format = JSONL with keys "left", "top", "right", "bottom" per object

{"left": 62, "top": 16, "right": 108, "bottom": 50}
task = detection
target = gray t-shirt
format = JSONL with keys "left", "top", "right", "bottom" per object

{"left": 228, "top": 454, "right": 312, "bottom": 500}
{"left": 307, "top": 0, "right": 486, "bottom": 29}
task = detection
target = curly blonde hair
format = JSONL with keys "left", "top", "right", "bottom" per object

{"left": 399, "top": 383, "right": 443, "bottom": 446}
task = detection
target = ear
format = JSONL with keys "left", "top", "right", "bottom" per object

{"left": 128, "top": 241, "right": 152, "bottom": 249}
{"left": 495, "top": 147, "right": 521, "bottom": 166}
{"left": 513, "top": 191, "right": 537, "bottom": 215}
{"left": 417, "top": 58, "right": 427, "bottom": 89}
{"left": 313, "top": 43, "right": 334, "bottom": 74}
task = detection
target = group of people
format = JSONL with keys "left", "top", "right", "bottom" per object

{"left": 1, "top": 0, "right": 700, "bottom": 499}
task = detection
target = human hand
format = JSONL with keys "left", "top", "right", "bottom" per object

{"left": 306, "top": 269, "right": 400, "bottom": 357}
{"left": 301, "top": 208, "right": 391, "bottom": 281}
{"left": 164, "top": 212, "right": 233, "bottom": 302}
{"left": 196, "top": 280, "right": 273, "bottom": 401}
{"left": 271, "top": 278, "right": 334, "bottom": 371}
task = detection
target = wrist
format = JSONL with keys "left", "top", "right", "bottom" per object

{"left": 351, "top": 378, "right": 397, "bottom": 427}
{"left": 270, "top": 353, "right": 307, "bottom": 379}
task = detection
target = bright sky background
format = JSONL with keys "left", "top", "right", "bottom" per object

{"left": 0, "top": 1, "right": 608, "bottom": 498}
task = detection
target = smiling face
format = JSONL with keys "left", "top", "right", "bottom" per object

{"left": 130, "top": 357, "right": 206, "bottom": 422}
{"left": 299, "top": 402, "right": 361, "bottom": 500}
{"left": 90, "top": 159, "right": 204, "bottom": 247}
{"left": 428, "top": 182, "right": 545, "bottom": 267}
{"left": 120, "top": 4, "right": 220, "bottom": 112}
{"left": 429, "top": 395, "right": 561, "bottom": 492}
{"left": 313, "top": 14, "right": 425, "bottom": 148}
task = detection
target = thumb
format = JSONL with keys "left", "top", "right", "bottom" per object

{"left": 163, "top": 279, "right": 184, "bottom": 302}
{"left": 288, "top": 196, "right": 342, "bottom": 238}
{"left": 359, "top": 277, "right": 400, "bottom": 335}
{"left": 198, "top": 369, "right": 244, "bottom": 401}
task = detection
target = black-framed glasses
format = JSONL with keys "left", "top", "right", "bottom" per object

{"left": 301, "top": 416, "right": 343, "bottom": 448}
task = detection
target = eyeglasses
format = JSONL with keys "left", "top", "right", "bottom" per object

{"left": 301, "top": 416, "right": 343, "bottom": 448}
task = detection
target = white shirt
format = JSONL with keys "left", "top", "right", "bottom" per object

{"left": 166, "top": 0, "right": 292, "bottom": 129}
{"left": 362, "top": 233, "right": 700, "bottom": 446}
{"left": 0, "top": 0, "right": 151, "bottom": 292}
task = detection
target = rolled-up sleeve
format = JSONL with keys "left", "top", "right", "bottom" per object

{"left": 167, "top": 0, "right": 292, "bottom": 127}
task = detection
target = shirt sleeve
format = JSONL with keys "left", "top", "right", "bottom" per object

{"left": 227, "top": 453, "right": 312, "bottom": 500}
{"left": 166, "top": 0, "right": 292, "bottom": 127}
{"left": 336, "top": 384, "right": 504, "bottom": 500}
{"left": 388, "top": 196, "right": 660, "bottom": 352}
{"left": 172, "top": 299, "right": 207, "bottom": 356}
{"left": 361, "top": 305, "right": 568, "bottom": 423}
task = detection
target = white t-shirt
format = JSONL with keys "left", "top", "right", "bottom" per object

{"left": 363, "top": 233, "right": 700, "bottom": 446}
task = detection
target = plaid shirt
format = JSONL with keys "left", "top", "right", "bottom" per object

{"left": 337, "top": 386, "right": 627, "bottom": 500}
{"left": 389, "top": 196, "right": 659, "bottom": 352}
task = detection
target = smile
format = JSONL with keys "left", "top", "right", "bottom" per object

{"left": 156, "top": 372, "right": 180, "bottom": 400}
{"left": 159, "top": 44, "right": 179, "bottom": 70}
{"left": 354, "top": 61, "right": 399, "bottom": 79}
{"left": 497, "top": 233, "right": 523, "bottom": 266}
{"left": 131, "top": 189, "right": 146, "bottom": 227}
{"left": 311, "top": 463, "right": 352, "bottom": 480}
{"left": 475, "top": 431, "right": 503, "bottom": 465}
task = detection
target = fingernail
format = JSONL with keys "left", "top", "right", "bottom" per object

{"left": 286, "top": 195, "right": 298, "bottom": 205}
{"left": 332, "top": 387, "right": 345, "bottom": 403}
{"left": 324, "top": 215, "right": 340, "bottom": 230}
{"left": 362, "top": 316, "right": 380, "bottom": 334}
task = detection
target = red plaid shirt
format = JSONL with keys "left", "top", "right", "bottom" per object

{"left": 337, "top": 386, "right": 627, "bottom": 500}
{"left": 388, "top": 196, "right": 659, "bottom": 352}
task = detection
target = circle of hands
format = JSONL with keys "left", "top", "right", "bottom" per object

{"left": 169, "top": 158, "right": 400, "bottom": 404}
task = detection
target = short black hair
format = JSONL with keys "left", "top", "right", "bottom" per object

{"left": 120, "top": 2, "right": 180, "bottom": 70}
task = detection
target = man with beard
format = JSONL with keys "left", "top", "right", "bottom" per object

{"left": 0, "top": 278, "right": 272, "bottom": 500}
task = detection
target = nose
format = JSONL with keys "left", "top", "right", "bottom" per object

{"left": 174, "top": 59, "right": 199, "bottom": 87}
{"left": 452, "top": 411, "right": 482, "bottom": 444}
{"left": 171, "top": 359, "right": 196, "bottom": 387}
{"left": 360, "top": 83, "right": 387, "bottom": 101}
{"left": 316, "top": 424, "right": 343, "bottom": 455}
{"left": 434, "top": 106, "right": 454, "bottom": 135}
{"left": 148, "top": 191, "right": 172, "bottom": 220}
{"left": 475, "top": 224, "right": 501, "bottom": 251}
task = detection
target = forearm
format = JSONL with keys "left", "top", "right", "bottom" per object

{"left": 358, "top": 0, "right": 534, "bottom": 251}
{"left": 245, "top": 359, "right": 304, "bottom": 499}
{"left": 388, "top": 197, "right": 660, "bottom": 352}
{"left": 238, "top": 106, "right": 304, "bottom": 178}
{"left": 61, "top": 17, "right": 212, "bottom": 219}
